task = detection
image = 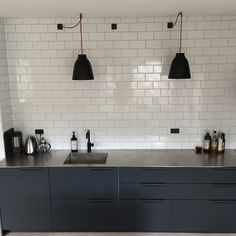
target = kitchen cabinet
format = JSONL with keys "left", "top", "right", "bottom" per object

{"left": 52, "top": 199, "right": 119, "bottom": 231}
{"left": 170, "top": 168, "right": 236, "bottom": 232}
{"left": 171, "top": 200, "right": 236, "bottom": 233}
{"left": 0, "top": 168, "right": 51, "bottom": 231}
{"left": 0, "top": 165, "right": 236, "bottom": 232}
{"left": 50, "top": 167, "right": 118, "bottom": 199}
{"left": 119, "top": 167, "right": 236, "bottom": 233}
{"left": 118, "top": 199, "right": 170, "bottom": 232}
{"left": 119, "top": 167, "right": 171, "bottom": 231}
{"left": 120, "top": 182, "right": 170, "bottom": 199}
{"left": 120, "top": 167, "right": 170, "bottom": 183}
{"left": 50, "top": 167, "right": 119, "bottom": 231}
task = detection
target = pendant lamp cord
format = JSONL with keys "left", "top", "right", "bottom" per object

{"left": 172, "top": 11, "right": 183, "bottom": 53}
{"left": 79, "top": 13, "right": 83, "bottom": 54}
{"left": 61, "top": 13, "right": 84, "bottom": 54}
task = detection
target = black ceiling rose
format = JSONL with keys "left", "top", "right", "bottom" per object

{"left": 168, "top": 12, "right": 191, "bottom": 79}
{"left": 72, "top": 55, "right": 94, "bottom": 80}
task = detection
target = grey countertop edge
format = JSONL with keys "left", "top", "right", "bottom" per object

{"left": 0, "top": 149, "right": 236, "bottom": 168}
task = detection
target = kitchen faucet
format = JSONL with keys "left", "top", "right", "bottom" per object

{"left": 86, "top": 129, "right": 94, "bottom": 153}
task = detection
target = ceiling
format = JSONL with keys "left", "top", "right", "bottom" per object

{"left": 0, "top": 0, "right": 236, "bottom": 18}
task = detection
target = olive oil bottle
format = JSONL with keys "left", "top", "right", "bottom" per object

{"left": 211, "top": 131, "right": 218, "bottom": 152}
{"left": 217, "top": 131, "right": 224, "bottom": 153}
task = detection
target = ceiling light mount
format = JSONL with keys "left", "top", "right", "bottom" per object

{"left": 168, "top": 11, "right": 191, "bottom": 79}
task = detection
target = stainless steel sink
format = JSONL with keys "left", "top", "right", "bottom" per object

{"left": 64, "top": 153, "right": 108, "bottom": 164}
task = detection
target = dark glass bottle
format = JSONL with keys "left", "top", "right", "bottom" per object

{"left": 222, "top": 132, "right": 225, "bottom": 152}
{"left": 203, "top": 131, "right": 211, "bottom": 152}
{"left": 71, "top": 131, "right": 78, "bottom": 153}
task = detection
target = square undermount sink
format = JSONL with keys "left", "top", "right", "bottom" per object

{"left": 64, "top": 152, "right": 108, "bottom": 164}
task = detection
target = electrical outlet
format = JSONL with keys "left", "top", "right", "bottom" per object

{"left": 57, "top": 24, "right": 63, "bottom": 30}
{"left": 170, "top": 128, "right": 180, "bottom": 134}
{"left": 167, "top": 22, "right": 173, "bottom": 28}
{"left": 111, "top": 23, "right": 117, "bottom": 30}
{"left": 35, "top": 129, "right": 44, "bottom": 135}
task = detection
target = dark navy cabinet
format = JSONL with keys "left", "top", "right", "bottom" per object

{"left": 170, "top": 168, "right": 236, "bottom": 233}
{"left": 50, "top": 167, "right": 118, "bottom": 200}
{"left": 0, "top": 168, "right": 51, "bottom": 231}
{"left": 120, "top": 167, "right": 170, "bottom": 183}
{"left": 52, "top": 199, "right": 119, "bottom": 231}
{"left": 171, "top": 200, "right": 236, "bottom": 233}
{"left": 119, "top": 199, "right": 170, "bottom": 232}
{"left": 119, "top": 167, "right": 171, "bottom": 231}
{"left": 1, "top": 165, "right": 236, "bottom": 232}
{"left": 50, "top": 167, "right": 119, "bottom": 231}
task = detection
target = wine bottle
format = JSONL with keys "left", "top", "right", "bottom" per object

{"left": 203, "top": 131, "right": 211, "bottom": 152}
{"left": 222, "top": 132, "right": 225, "bottom": 152}
{"left": 71, "top": 131, "right": 78, "bottom": 153}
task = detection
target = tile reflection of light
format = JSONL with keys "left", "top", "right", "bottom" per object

{"left": 146, "top": 59, "right": 162, "bottom": 65}
{"left": 19, "top": 98, "right": 26, "bottom": 103}
{"left": 18, "top": 59, "right": 30, "bottom": 67}
{"left": 154, "top": 65, "right": 162, "bottom": 73}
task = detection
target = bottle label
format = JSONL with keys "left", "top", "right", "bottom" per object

{"left": 211, "top": 140, "right": 217, "bottom": 149}
{"left": 71, "top": 141, "right": 78, "bottom": 151}
{"left": 218, "top": 139, "right": 223, "bottom": 151}
{"left": 204, "top": 140, "right": 210, "bottom": 150}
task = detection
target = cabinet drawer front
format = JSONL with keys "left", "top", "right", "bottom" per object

{"left": 170, "top": 168, "right": 213, "bottom": 183}
{"left": 120, "top": 167, "right": 169, "bottom": 183}
{"left": 171, "top": 183, "right": 236, "bottom": 199}
{"left": 172, "top": 200, "right": 236, "bottom": 232}
{"left": 119, "top": 199, "right": 170, "bottom": 232}
{"left": 120, "top": 183, "right": 170, "bottom": 199}
{"left": 50, "top": 167, "right": 118, "bottom": 199}
{"left": 170, "top": 168, "right": 236, "bottom": 183}
{"left": 52, "top": 200, "right": 119, "bottom": 231}
{"left": 212, "top": 168, "right": 236, "bottom": 183}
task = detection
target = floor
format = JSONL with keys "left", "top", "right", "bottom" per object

{"left": 7, "top": 233, "right": 236, "bottom": 236}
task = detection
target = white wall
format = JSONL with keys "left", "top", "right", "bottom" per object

{"left": 0, "top": 106, "right": 6, "bottom": 159}
{"left": 4, "top": 16, "right": 236, "bottom": 149}
{"left": 0, "top": 18, "right": 12, "bottom": 132}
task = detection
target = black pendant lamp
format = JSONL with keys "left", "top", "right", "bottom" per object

{"left": 57, "top": 14, "right": 94, "bottom": 80}
{"left": 168, "top": 12, "right": 191, "bottom": 79}
{"left": 72, "top": 13, "right": 94, "bottom": 80}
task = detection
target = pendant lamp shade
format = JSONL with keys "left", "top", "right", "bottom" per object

{"left": 72, "top": 13, "right": 94, "bottom": 81}
{"left": 168, "top": 53, "right": 191, "bottom": 79}
{"left": 168, "top": 12, "right": 191, "bottom": 79}
{"left": 72, "top": 54, "right": 94, "bottom": 80}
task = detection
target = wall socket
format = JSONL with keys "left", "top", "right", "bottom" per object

{"left": 111, "top": 23, "right": 117, "bottom": 30}
{"left": 170, "top": 128, "right": 180, "bottom": 134}
{"left": 35, "top": 129, "right": 44, "bottom": 135}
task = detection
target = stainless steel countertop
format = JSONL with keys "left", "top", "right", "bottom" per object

{"left": 0, "top": 149, "right": 236, "bottom": 168}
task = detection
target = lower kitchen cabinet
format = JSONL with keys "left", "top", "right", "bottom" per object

{"left": 118, "top": 199, "right": 170, "bottom": 232}
{"left": 1, "top": 166, "right": 236, "bottom": 233}
{"left": 50, "top": 167, "right": 118, "bottom": 200}
{"left": 171, "top": 200, "right": 236, "bottom": 233}
{"left": 52, "top": 199, "right": 119, "bottom": 231}
{"left": 0, "top": 168, "right": 51, "bottom": 231}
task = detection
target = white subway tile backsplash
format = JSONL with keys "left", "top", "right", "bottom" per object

{"left": 0, "top": 16, "right": 235, "bottom": 149}
{"left": 24, "top": 33, "right": 40, "bottom": 41}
